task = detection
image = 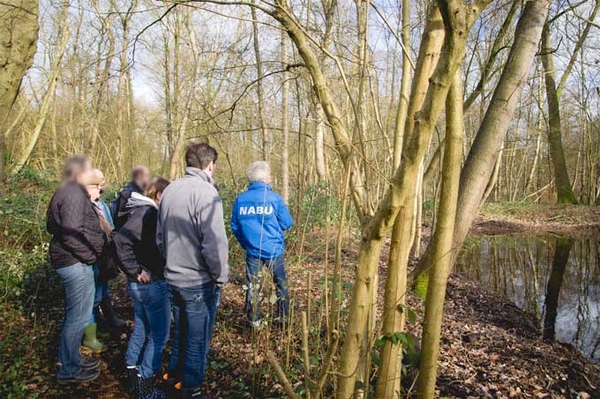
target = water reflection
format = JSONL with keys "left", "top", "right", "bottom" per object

{"left": 457, "top": 234, "right": 600, "bottom": 363}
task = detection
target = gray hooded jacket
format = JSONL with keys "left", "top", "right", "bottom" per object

{"left": 156, "top": 167, "right": 229, "bottom": 288}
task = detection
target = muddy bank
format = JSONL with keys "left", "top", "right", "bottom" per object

{"left": 431, "top": 275, "right": 600, "bottom": 398}
{"left": 473, "top": 204, "right": 600, "bottom": 236}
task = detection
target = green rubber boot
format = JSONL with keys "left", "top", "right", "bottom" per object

{"left": 82, "top": 323, "right": 107, "bottom": 353}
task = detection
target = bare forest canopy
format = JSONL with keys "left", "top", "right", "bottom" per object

{"left": 2, "top": 0, "right": 600, "bottom": 397}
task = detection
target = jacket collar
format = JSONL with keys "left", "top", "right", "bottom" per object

{"left": 248, "top": 181, "right": 272, "bottom": 191}
{"left": 185, "top": 167, "right": 218, "bottom": 188}
{"left": 128, "top": 181, "right": 143, "bottom": 194}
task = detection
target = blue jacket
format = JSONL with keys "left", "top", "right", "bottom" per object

{"left": 231, "top": 181, "right": 293, "bottom": 259}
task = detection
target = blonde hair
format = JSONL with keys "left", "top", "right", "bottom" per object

{"left": 82, "top": 169, "right": 105, "bottom": 186}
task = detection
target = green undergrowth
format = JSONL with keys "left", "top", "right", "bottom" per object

{"left": 0, "top": 169, "right": 58, "bottom": 398}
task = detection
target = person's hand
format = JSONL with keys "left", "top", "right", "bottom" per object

{"left": 137, "top": 270, "right": 151, "bottom": 284}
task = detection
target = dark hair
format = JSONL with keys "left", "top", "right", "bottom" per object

{"left": 145, "top": 177, "right": 170, "bottom": 201}
{"left": 185, "top": 143, "right": 218, "bottom": 169}
{"left": 62, "top": 155, "right": 90, "bottom": 184}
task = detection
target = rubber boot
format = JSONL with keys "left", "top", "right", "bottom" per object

{"left": 82, "top": 323, "right": 106, "bottom": 353}
{"left": 137, "top": 375, "right": 166, "bottom": 399}
{"left": 100, "top": 296, "right": 126, "bottom": 329}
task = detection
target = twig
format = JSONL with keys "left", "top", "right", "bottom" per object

{"left": 265, "top": 350, "right": 299, "bottom": 399}
{"left": 313, "top": 330, "right": 339, "bottom": 399}
{"left": 302, "top": 311, "right": 312, "bottom": 398}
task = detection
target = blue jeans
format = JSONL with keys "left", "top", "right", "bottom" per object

{"left": 56, "top": 263, "right": 95, "bottom": 378}
{"left": 91, "top": 265, "right": 109, "bottom": 324}
{"left": 246, "top": 255, "right": 289, "bottom": 323}
{"left": 168, "top": 283, "right": 221, "bottom": 388}
{"left": 125, "top": 280, "right": 171, "bottom": 379}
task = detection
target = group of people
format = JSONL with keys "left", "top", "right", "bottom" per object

{"left": 46, "top": 143, "right": 294, "bottom": 398}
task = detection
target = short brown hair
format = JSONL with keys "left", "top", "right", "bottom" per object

{"left": 145, "top": 178, "right": 170, "bottom": 201}
{"left": 185, "top": 143, "right": 218, "bottom": 169}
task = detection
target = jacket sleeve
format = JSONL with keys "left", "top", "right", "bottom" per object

{"left": 60, "top": 191, "right": 97, "bottom": 264}
{"left": 198, "top": 191, "right": 229, "bottom": 286}
{"left": 156, "top": 206, "right": 165, "bottom": 256}
{"left": 230, "top": 198, "right": 246, "bottom": 249}
{"left": 276, "top": 195, "right": 294, "bottom": 231}
{"left": 114, "top": 218, "right": 142, "bottom": 279}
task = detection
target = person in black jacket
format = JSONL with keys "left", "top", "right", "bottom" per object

{"left": 113, "top": 178, "right": 171, "bottom": 399}
{"left": 46, "top": 156, "right": 106, "bottom": 385}
{"left": 114, "top": 165, "right": 151, "bottom": 230}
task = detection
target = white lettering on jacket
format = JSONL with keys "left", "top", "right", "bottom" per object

{"left": 239, "top": 206, "right": 274, "bottom": 216}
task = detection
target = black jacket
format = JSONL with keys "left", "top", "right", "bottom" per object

{"left": 113, "top": 195, "right": 165, "bottom": 281}
{"left": 114, "top": 182, "right": 143, "bottom": 230}
{"left": 47, "top": 183, "right": 107, "bottom": 269}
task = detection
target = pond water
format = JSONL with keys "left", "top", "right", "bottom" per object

{"left": 457, "top": 234, "right": 600, "bottom": 363}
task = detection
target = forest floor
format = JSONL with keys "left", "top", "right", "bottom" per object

{"left": 474, "top": 203, "right": 600, "bottom": 236}
{"left": 18, "top": 230, "right": 598, "bottom": 398}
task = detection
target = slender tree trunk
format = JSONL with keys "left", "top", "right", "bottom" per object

{"left": 417, "top": 71, "right": 464, "bottom": 397}
{"left": 251, "top": 0, "right": 269, "bottom": 161}
{"left": 315, "top": 105, "right": 327, "bottom": 182}
{"left": 281, "top": 30, "right": 290, "bottom": 203}
{"left": 0, "top": 0, "right": 38, "bottom": 190}
{"left": 392, "top": 0, "right": 412, "bottom": 170}
{"left": 540, "top": 22, "right": 577, "bottom": 204}
{"left": 271, "top": 2, "right": 372, "bottom": 221}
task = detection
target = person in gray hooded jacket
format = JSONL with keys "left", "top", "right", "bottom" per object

{"left": 156, "top": 142, "right": 229, "bottom": 398}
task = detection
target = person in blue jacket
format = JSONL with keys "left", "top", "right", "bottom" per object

{"left": 231, "top": 161, "right": 293, "bottom": 328}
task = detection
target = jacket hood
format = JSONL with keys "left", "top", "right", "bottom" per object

{"left": 127, "top": 192, "right": 157, "bottom": 209}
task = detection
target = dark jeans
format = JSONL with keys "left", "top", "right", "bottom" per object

{"left": 246, "top": 255, "right": 289, "bottom": 323}
{"left": 126, "top": 280, "right": 171, "bottom": 379}
{"left": 91, "top": 265, "right": 109, "bottom": 323}
{"left": 168, "top": 283, "right": 221, "bottom": 389}
{"left": 56, "top": 263, "right": 95, "bottom": 378}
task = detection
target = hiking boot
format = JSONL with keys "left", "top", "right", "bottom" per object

{"left": 101, "top": 296, "right": 126, "bottom": 329}
{"left": 161, "top": 372, "right": 181, "bottom": 398}
{"left": 82, "top": 323, "right": 106, "bottom": 353}
{"left": 137, "top": 375, "right": 166, "bottom": 399}
{"left": 57, "top": 368, "right": 100, "bottom": 385}
{"left": 82, "top": 357, "right": 100, "bottom": 371}
{"left": 127, "top": 366, "right": 138, "bottom": 396}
